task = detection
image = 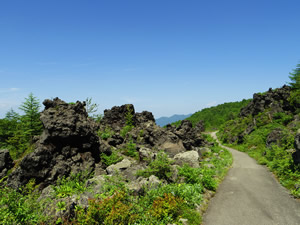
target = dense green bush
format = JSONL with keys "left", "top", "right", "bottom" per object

{"left": 101, "top": 151, "right": 123, "bottom": 167}
{"left": 98, "top": 127, "right": 114, "bottom": 140}
{"left": 136, "top": 151, "right": 174, "bottom": 181}
{"left": 52, "top": 171, "right": 92, "bottom": 198}
{"left": 0, "top": 179, "right": 44, "bottom": 225}
{"left": 122, "top": 139, "right": 138, "bottom": 158}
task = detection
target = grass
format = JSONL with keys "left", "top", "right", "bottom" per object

{"left": 0, "top": 135, "right": 233, "bottom": 224}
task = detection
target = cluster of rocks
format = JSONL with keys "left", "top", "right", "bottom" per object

{"left": 0, "top": 98, "right": 215, "bottom": 222}
{"left": 222, "top": 85, "right": 300, "bottom": 166}
{"left": 0, "top": 149, "right": 14, "bottom": 179}
{"left": 0, "top": 99, "right": 211, "bottom": 191}
{"left": 99, "top": 104, "right": 209, "bottom": 157}
{"left": 240, "top": 85, "right": 294, "bottom": 117}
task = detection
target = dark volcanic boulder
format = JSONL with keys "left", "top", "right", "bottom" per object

{"left": 240, "top": 85, "right": 293, "bottom": 117}
{"left": 292, "top": 129, "right": 300, "bottom": 165}
{"left": 7, "top": 98, "right": 101, "bottom": 189}
{"left": 266, "top": 128, "right": 284, "bottom": 148}
{"left": 172, "top": 120, "right": 205, "bottom": 150}
{"left": 99, "top": 104, "right": 207, "bottom": 158}
{"left": 135, "top": 111, "right": 155, "bottom": 124}
{"left": 0, "top": 149, "right": 14, "bottom": 179}
{"left": 101, "top": 104, "right": 135, "bottom": 131}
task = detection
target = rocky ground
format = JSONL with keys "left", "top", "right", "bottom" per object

{"left": 0, "top": 98, "right": 232, "bottom": 224}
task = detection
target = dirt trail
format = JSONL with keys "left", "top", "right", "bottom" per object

{"left": 203, "top": 132, "right": 300, "bottom": 225}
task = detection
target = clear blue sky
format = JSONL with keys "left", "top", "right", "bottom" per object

{"left": 0, "top": 0, "right": 299, "bottom": 118}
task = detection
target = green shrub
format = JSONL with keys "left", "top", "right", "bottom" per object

{"left": 178, "top": 164, "right": 202, "bottom": 184}
{"left": 97, "top": 174, "right": 128, "bottom": 199}
{"left": 120, "top": 105, "right": 134, "bottom": 138}
{"left": 273, "top": 112, "right": 293, "bottom": 125}
{"left": 101, "top": 151, "right": 123, "bottom": 167}
{"left": 144, "top": 183, "right": 203, "bottom": 208}
{"left": 98, "top": 127, "right": 114, "bottom": 140}
{"left": 149, "top": 193, "right": 184, "bottom": 222}
{"left": 122, "top": 139, "right": 138, "bottom": 158}
{"left": 120, "top": 125, "right": 133, "bottom": 138}
{"left": 52, "top": 171, "right": 92, "bottom": 198}
{"left": 75, "top": 191, "right": 135, "bottom": 225}
{"left": 0, "top": 179, "right": 44, "bottom": 225}
{"left": 136, "top": 151, "right": 174, "bottom": 181}
{"left": 201, "top": 168, "right": 217, "bottom": 191}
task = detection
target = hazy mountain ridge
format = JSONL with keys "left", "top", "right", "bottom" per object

{"left": 155, "top": 114, "right": 192, "bottom": 127}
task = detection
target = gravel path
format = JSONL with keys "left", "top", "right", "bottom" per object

{"left": 203, "top": 132, "right": 300, "bottom": 225}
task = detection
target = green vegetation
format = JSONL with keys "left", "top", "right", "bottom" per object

{"left": 101, "top": 151, "right": 123, "bottom": 167}
{"left": 72, "top": 140, "right": 232, "bottom": 225}
{"left": 98, "top": 127, "right": 114, "bottom": 140}
{"left": 219, "top": 111, "right": 300, "bottom": 197}
{"left": 218, "top": 67, "right": 300, "bottom": 197}
{"left": 52, "top": 170, "right": 93, "bottom": 198}
{"left": 288, "top": 63, "right": 300, "bottom": 112}
{"left": 0, "top": 179, "right": 45, "bottom": 225}
{"left": 0, "top": 134, "right": 232, "bottom": 224}
{"left": 136, "top": 151, "right": 174, "bottom": 181}
{"left": 289, "top": 63, "right": 300, "bottom": 90}
{"left": 0, "top": 93, "right": 42, "bottom": 160}
{"left": 85, "top": 97, "right": 103, "bottom": 121}
{"left": 121, "top": 139, "right": 138, "bottom": 158}
{"left": 120, "top": 105, "right": 134, "bottom": 138}
{"left": 172, "top": 99, "right": 251, "bottom": 130}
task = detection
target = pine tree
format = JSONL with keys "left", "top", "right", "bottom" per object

{"left": 19, "top": 93, "right": 42, "bottom": 142}
{"left": 289, "top": 63, "right": 300, "bottom": 90}
{"left": 288, "top": 64, "right": 300, "bottom": 112}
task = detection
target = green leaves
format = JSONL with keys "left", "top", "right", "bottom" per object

{"left": 19, "top": 93, "right": 42, "bottom": 139}
{"left": 0, "top": 179, "right": 43, "bottom": 225}
{"left": 136, "top": 151, "right": 174, "bottom": 181}
{"left": 52, "top": 171, "right": 92, "bottom": 198}
{"left": 289, "top": 63, "right": 300, "bottom": 90}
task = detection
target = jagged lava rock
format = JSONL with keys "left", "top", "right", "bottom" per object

{"left": 0, "top": 149, "right": 14, "bottom": 179}
{"left": 7, "top": 98, "right": 101, "bottom": 189}
{"left": 240, "top": 85, "right": 293, "bottom": 117}
{"left": 100, "top": 104, "right": 135, "bottom": 131}
{"left": 292, "top": 129, "right": 300, "bottom": 165}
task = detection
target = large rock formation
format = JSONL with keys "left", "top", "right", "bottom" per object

{"left": 99, "top": 105, "right": 207, "bottom": 158}
{"left": 7, "top": 98, "right": 101, "bottom": 189}
{"left": 240, "top": 85, "right": 293, "bottom": 117}
{"left": 0, "top": 149, "right": 14, "bottom": 179}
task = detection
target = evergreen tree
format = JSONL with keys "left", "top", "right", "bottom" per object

{"left": 0, "top": 109, "right": 20, "bottom": 148}
{"left": 19, "top": 93, "right": 42, "bottom": 142}
{"left": 5, "top": 108, "right": 20, "bottom": 121}
{"left": 289, "top": 63, "right": 300, "bottom": 90}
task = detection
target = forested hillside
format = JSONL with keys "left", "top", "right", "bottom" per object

{"left": 172, "top": 99, "right": 251, "bottom": 131}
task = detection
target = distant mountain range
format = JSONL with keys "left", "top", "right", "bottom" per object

{"left": 155, "top": 114, "right": 192, "bottom": 127}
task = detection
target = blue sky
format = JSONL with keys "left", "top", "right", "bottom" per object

{"left": 0, "top": 0, "right": 299, "bottom": 118}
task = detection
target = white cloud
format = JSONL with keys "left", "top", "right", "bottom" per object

{"left": 9, "top": 88, "right": 20, "bottom": 92}
{"left": 0, "top": 88, "right": 20, "bottom": 93}
{"left": 206, "top": 101, "right": 217, "bottom": 107}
